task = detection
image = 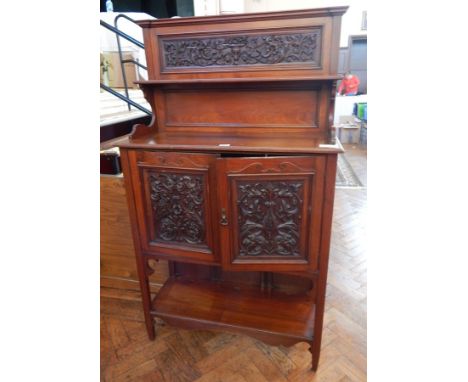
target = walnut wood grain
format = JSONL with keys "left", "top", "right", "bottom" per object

{"left": 117, "top": 7, "right": 347, "bottom": 371}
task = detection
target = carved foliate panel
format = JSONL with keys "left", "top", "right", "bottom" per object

{"left": 149, "top": 172, "right": 206, "bottom": 245}
{"left": 236, "top": 179, "right": 305, "bottom": 257}
{"left": 161, "top": 29, "right": 321, "bottom": 69}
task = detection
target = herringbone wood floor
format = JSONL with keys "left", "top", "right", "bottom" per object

{"left": 101, "top": 144, "right": 367, "bottom": 382}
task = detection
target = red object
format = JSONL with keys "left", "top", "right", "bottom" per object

{"left": 338, "top": 75, "right": 360, "bottom": 95}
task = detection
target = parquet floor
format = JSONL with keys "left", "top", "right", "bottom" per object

{"left": 101, "top": 144, "right": 367, "bottom": 382}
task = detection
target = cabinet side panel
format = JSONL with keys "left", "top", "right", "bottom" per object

{"left": 100, "top": 174, "right": 169, "bottom": 290}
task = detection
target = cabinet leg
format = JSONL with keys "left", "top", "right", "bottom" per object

{"left": 141, "top": 279, "right": 155, "bottom": 340}
{"left": 140, "top": 259, "right": 157, "bottom": 340}
{"left": 144, "top": 313, "right": 156, "bottom": 340}
{"left": 140, "top": 273, "right": 156, "bottom": 340}
{"left": 310, "top": 344, "right": 319, "bottom": 372}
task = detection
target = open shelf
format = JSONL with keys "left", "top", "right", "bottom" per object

{"left": 151, "top": 277, "right": 315, "bottom": 344}
{"left": 119, "top": 131, "right": 343, "bottom": 154}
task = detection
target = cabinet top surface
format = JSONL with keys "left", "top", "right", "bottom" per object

{"left": 136, "top": 6, "right": 349, "bottom": 28}
{"left": 117, "top": 131, "right": 344, "bottom": 154}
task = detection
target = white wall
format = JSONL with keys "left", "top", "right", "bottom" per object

{"left": 194, "top": 0, "right": 367, "bottom": 47}
{"left": 245, "top": 0, "right": 367, "bottom": 47}
{"left": 194, "top": 0, "right": 220, "bottom": 15}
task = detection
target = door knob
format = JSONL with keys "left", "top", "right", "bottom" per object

{"left": 220, "top": 208, "right": 228, "bottom": 226}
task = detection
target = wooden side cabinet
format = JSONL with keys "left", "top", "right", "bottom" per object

{"left": 118, "top": 6, "right": 348, "bottom": 372}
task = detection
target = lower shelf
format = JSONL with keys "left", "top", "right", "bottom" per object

{"left": 151, "top": 277, "right": 315, "bottom": 346}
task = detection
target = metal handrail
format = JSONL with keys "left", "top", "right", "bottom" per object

{"left": 114, "top": 14, "right": 146, "bottom": 110}
{"left": 100, "top": 83, "right": 152, "bottom": 115}
{"left": 100, "top": 15, "right": 149, "bottom": 114}
{"left": 100, "top": 19, "right": 144, "bottom": 49}
{"left": 115, "top": 13, "right": 144, "bottom": 33}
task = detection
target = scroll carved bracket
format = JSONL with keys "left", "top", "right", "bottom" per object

{"left": 145, "top": 258, "right": 159, "bottom": 277}
{"left": 129, "top": 85, "right": 156, "bottom": 141}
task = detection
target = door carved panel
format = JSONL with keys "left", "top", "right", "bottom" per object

{"left": 149, "top": 172, "right": 206, "bottom": 245}
{"left": 236, "top": 179, "right": 304, "bottom": 258}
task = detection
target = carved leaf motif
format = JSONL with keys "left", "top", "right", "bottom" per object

{"left": 162, "top": 31, "right": 320, "bottom": 69}
{"left": 236, "top": 180, "right": 304, "bottom": 257}
{"left": 149, "top": 172, "right": 205, "bottom": 245}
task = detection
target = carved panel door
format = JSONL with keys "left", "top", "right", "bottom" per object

{"left": 217, "top": 156, "right": 325, "bottom": 272}
{"left": 128, "top": 151, "right": 219, "bottom": 264}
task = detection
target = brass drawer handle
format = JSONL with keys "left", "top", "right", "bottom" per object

{"left": 220, "top": 208, "right": 228, "bottom": 226}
